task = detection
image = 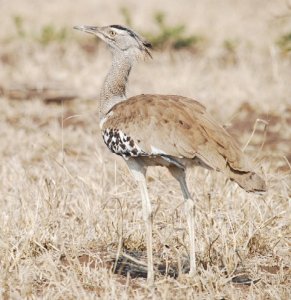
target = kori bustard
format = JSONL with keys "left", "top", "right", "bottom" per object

{"left": 74, "top": 24, "right": 266, "bottom": 283}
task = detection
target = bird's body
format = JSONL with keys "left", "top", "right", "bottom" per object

{"left": 101, "top": 94, "right": 265, "bottom": 192}
{"left": 74, "top": 24, "right": 266, "bottom": 284}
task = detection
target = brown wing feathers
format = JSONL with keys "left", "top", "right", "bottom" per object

{"left": 102, "top": 94, "right": 266, "bottom": 192}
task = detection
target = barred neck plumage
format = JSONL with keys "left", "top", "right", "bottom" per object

{"left": 100, "top": 51, "right": 133, "bottom": 119}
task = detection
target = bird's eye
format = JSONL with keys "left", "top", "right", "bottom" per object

{"left": 109, "top": 30, "right": 116, "bottom": 37}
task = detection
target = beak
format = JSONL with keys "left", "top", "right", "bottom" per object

{"left": 73, "top": 25, "right": 100, "bottom": 35}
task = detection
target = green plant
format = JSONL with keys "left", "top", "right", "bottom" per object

{"left": 120, "top": 6, "right": 132, "bottom": 27}
{"left": 277, "top": 32, "right": 291, "bottom": 53}
{"left": 145, "top": 12, "right": 202, "bottom": 50}
{"left": 223, "top": 39, "right": 237, "bottom": 53}
{"left": 13, "top": 15, "right": 26, "bottom": 37}
{"left": 220, "top": 39, "right": 238, "bottom": 65}
{"left": 119, "top": 9, "right": 202, "bottom": 51}
{"left": 38, "top": 25, "right": 68, "bottom": 45}
{"left": 12, "top": 15, "right": 69, "bottom": 45}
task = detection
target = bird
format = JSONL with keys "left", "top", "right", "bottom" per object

{"left": 73, "top": 24, "right": 266, "bottom": 284}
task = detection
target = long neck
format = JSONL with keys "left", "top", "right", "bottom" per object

{"left": 100, "top": 52, "right": 132, "bottom": 119}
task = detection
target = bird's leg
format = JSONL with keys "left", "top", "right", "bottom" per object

{"left": 126, "top": 159, "right": 154, "bottom": 284}
{"left": 169, "top": 166, "right": 196, "bottom": 276}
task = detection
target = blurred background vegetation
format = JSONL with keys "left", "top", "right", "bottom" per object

{"left": 7, "top": 5, "right": 291, "bottom": 56}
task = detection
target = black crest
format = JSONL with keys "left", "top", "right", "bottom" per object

{"left": 110, "top": 24, "right": 153, "bottom": 52}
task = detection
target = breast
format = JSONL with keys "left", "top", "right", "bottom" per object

{"left": 102, "top": 127, "right": 146, "bottom": 159}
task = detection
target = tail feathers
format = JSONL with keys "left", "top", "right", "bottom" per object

{"left": 229, "top": 169, "right": 267, "bottom": 192}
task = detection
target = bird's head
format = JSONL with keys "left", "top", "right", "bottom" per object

{"left": 74, "top": 24, "right": 152, "bottom": 60}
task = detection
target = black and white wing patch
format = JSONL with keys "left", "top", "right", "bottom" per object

{"left": 102, "top": 128, "right": 147, "bottom": 159}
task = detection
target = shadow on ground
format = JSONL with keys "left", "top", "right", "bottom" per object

{"left": 60, "top": 251, "right": 271, "bottom": 286}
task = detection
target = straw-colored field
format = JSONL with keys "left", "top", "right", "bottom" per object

{"left": 0, "top": 0, "right": 290, "bottom": 298}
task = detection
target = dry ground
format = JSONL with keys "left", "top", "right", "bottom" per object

{"left": 0, "top": 0, "right": 290, "bottom": 299}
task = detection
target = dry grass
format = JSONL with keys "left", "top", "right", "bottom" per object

{"left": 0, "top": 0, "right": 290, "bottom": 299}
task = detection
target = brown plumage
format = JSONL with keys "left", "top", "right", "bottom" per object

{"left": 103, "top": 94, "right": 266, "bottom": 192}
{"left": 74, "top": 24, "right": 266, "bottom": 284}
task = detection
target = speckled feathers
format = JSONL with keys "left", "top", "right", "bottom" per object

{"left": 102, "top": 128, "right": 145, "bottom": 158}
